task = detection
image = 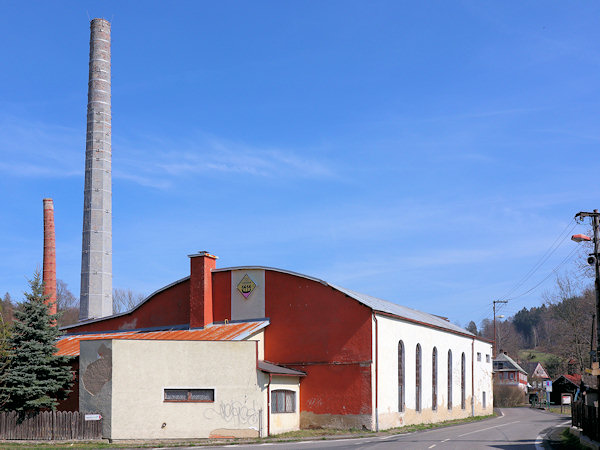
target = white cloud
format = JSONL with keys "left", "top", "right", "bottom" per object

{"left": 116, "top": 135, "right": 336, "bottom": 184}
{"left": 0, "top": 114, "right": 336, "bottom": 188}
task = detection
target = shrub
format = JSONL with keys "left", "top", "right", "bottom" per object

{"left": 493, "top": 384, "right": 527, "bottom": 407}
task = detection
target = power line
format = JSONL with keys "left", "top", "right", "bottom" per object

{"left": 499, "top": 218, "right": 578, "bottom": 301}
{"left": 506, "top": 245, "right": 580, "bottom": 301}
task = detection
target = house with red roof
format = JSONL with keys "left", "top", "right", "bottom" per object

{"left": 550, "top": 374, "right": 582, "bottom": 404}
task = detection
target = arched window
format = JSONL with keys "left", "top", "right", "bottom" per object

{"left": 398, "top": 341, "right": 405, "bottom": 412}
{"left": 416, "top": 344, "right": 422, "bottom": 412}
{"left": 447, "top": 349, "right": 453, "bottom": 410}
{"left": 461, "top": 352, "right": 466, "bottom": 410}
{"left": 432, "top": 347, "right": 438, "bottom": 411}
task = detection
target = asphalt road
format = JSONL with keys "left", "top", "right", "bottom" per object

{"left": 189, "top": 408, "right": 571, "bottom": 450}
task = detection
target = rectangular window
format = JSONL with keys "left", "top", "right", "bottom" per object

{"left": 272, "top": 390, "right": 296, "bottom": 413}
{"left": 477, "top": 352, "right": 481, "bottom": 362}
{"left": 483, "top": 391, "right": 486, "bottom": 409}
{"left": 486, "top": 354, "right": 490, "bottom": 363}
{"left": 164, "top": 388, "right": 214, "bottom": 402}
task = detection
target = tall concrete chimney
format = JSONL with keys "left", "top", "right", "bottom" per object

{"left": 80, "top": 18, "right": 113, "bottom": 320}
{"left": 42, "top": 198, "right": 57, "bottom": 316}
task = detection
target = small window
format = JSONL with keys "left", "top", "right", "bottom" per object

{"left": 486, "top": 354, "right": 490, "bottom": 363}
{"left": 477, "top": 352, "right": 481, "bottom": 362}
{"left": 483, "top": 391, "right": 486, "bottom": 409}
{"left": 164, "top": 388, "right": 214, "bottom": 402}
{"left": 272, "top": 390, "right": 296, "bottom": 413}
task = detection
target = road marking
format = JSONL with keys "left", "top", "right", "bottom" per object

{"left": 428, "top": 445, "right": 436, "bottom": 449}
{"left": 457, "top": 420, "right": 521, "bottom": 437}
{"left": 535, "top": 420, "right": 573, "bottom": 450}
{"left": 442, "top": 438, "right": 450, "bottom": 442}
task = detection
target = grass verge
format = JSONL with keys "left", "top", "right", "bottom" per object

{"left": 555, "top": 428, "right": 587, "bottom": 449}
{"left": 0, "top": 413, "right": 496, "bottom": 448}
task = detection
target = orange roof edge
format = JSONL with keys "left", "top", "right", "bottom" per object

{"left": 56, "top": 320, "right": 269, "bottom": 357}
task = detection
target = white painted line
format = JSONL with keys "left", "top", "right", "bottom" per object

{"left": 535, "top": 419, "right": 572, "bottom": 450}
{"left": 442, "top": 438, "right": 450, "bottom": 442}
{"left": 380, "top": 434, "right": 399, "bottom": 439}
{"left": 534, "top": 433, "right": 544, "bottom": 450}
{"left": 428, "top": 445, "right": 436, "bottom": 449}
{"left": 457, "top": 420, "right": 521, "bottom": 437}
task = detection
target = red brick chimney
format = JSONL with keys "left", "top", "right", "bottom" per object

{"left": 189, "top": 251, "right": 217, "bottom": 328}
{"left": 43, "top": 198, "right": 57, "bottom": 316}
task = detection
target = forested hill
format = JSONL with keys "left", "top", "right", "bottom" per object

{"left": 467, "top": 282, "right": 595, "bottom": 379}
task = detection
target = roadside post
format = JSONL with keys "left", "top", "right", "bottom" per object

{"left": 545, "top": 380, "right": 552, "bottom": 407}
{"left": 561, "top": 393, "right": 572, "bottom": 414}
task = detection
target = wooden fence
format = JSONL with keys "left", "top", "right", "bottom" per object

{"left": 0, "top": 411, "right": 102, "bottom": 440}
{"left": 572, "top": 400, "right": 600, "bottom": 442}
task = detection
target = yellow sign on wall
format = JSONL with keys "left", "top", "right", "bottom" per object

{"left": 237, "top": 274, "right": 256, "bottom": 299}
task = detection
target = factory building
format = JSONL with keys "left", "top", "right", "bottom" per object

{"left": 57, "top": 252, "right": 493, "bottom": 439}
{"left": 49, "top": 18, "right": 492, "bottom": 440}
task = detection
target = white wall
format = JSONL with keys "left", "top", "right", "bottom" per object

{"left": 269, "top": 376, "right": 301, "bottom": 435}
{"left": 375, "top": 314, "right": 493, "bottom": 429}
{"left": 473, "top": 339, "right": 494, "bottom": 414}
{"left": 231, "top": 270, "right": 265, "bottom": 321}
{"left": 90, "top": 339, "right": 266, "bottom": 440}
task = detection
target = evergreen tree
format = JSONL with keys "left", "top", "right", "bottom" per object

{"left": 466, "top": 320, "right": 478, "bottom": 335}
{"left": 1, "top": 271, "right": 73, "bottom": 417}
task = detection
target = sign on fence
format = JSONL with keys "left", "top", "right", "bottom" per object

{"left": 84, "top": 414, "right": 102, "bottom": 421}
{"left": 0, "top": 411, "right": 102, "bottom": 440}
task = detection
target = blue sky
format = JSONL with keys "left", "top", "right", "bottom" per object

{"left": 1, "top": 1, "right": 599, "bottom": 328}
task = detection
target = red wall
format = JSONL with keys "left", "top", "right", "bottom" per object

{"left": 264, "top": 271, "right": 372, "bottom": 416}
{"left": 64, "top": 280, "right": 191, "bottom": 334}
{"left": 212, "top": 271, "right": 231, "bottom": 323}
{"left": 57, "top": 360, "right": 79, "bottom": 411}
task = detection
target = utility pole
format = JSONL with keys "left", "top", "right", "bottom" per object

{"left": 575, "top": 209, "right": 600, "bottom": 370}
{"left": 493, "top": 300, "right": 508, "bottom": 357}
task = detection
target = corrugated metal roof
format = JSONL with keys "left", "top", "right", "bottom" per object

{"left": 258, "top": 360, "right": 306, "bottom": 376}
{"left": 218, "top": 266, "right": 476, "bottom": 338}
{"left": 57, "top": 320, "right": 268, "bottom": 357}
{"left": 330, "top": 284, "right": 475, "bottom": 337}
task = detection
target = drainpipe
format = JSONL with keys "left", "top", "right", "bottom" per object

{"left": 267, "top": 374, "right": 272, "bottom": 437}
{"left": 373, "top": 312, "right": 379, "bottom": 432}
{"left": 471, "top": 338, "right": 475, "bottom": 417}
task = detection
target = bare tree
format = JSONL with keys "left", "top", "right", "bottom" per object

{"left": 112, "top": 288, "right": 145, "bottom": 314}
{"left": 0, "top": 293, "right": 14, "bottom": 324}
{"left": 55, "top": 280, "right": 79, "bottom": 327}
{"left": 544, "top": 275, "right": 594, "bottom": 373}
{"left": 495, "top": 319, "right": 522, "bottom": 357}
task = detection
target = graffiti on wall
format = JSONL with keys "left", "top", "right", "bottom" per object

{"left": 204, "top": 399, "right": 260, "bottom": 426}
